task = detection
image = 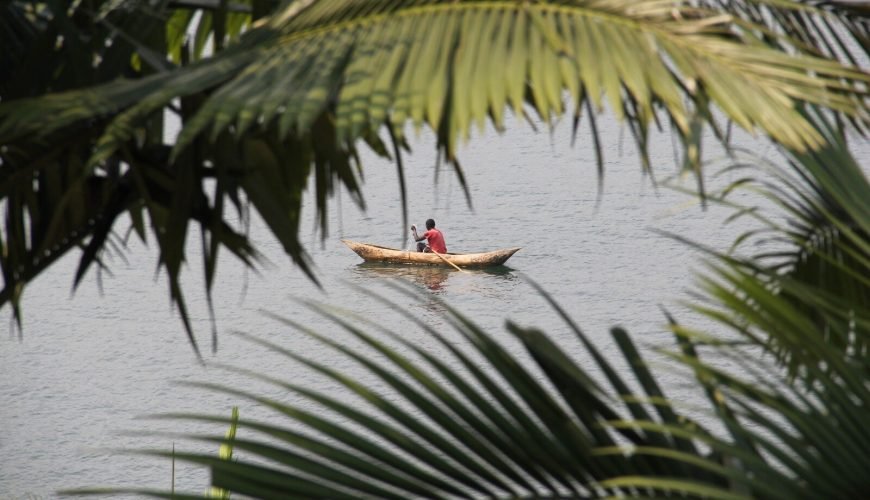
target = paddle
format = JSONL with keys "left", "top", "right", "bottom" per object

{"left": 430, "top": 248, "right": 469, "bottom": 273}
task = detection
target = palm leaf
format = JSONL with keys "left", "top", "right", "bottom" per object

{"left": 698, "top": 1, "right": 869, "bottom": 71}
{"left": 686, "top": 108, "right": 870, "bottom": 375}
{"left": 91, "top": 260, "right": 866, "bottom": 498}
{"left": 4, "top": 1, "right": 868, "bottom": 155}
{"left": 2, "top": 0, "right": 869, "bottom": 345}
{"left": 73, "top": 284, "right": 732, "bottom": 498}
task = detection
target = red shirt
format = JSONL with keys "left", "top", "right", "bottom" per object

{"left": 423, "top": 228, "right": 447, "bottom": 253}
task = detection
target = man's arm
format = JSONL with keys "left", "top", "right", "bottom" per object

{"left": 411, "top": 225, "right": 426, "bottom": 242}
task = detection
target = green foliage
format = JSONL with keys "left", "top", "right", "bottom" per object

{"left": 0, "top": 0, "right": 868, "bottom": 350}
{"left": 0, "top": 0, "right": 287, "bottom": 352}
{"left": 680, "top": 107, "right": 870, "bottom": 379}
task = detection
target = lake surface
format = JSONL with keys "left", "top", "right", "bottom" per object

{"left": 1, "top": 114, "right": 866, "bottom": 497}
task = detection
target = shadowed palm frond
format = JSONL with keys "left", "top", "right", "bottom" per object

{"left": 0, "top": 0, "right": 277, "bottom": 350}
{"left": 72, "top": 261, "right": 867, "bottom": 497}
{"left": 682, "top": 108, "right": 869, "bottom": 378}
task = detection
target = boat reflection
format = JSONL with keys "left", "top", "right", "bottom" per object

{"left": 353, "top": 263, "right": 452, "bottom": 292}
{"left": 352, "top": 262, "right": 516, "bottom": 293}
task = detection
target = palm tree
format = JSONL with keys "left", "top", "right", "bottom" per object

{"left": 1, "top": 0, "right": 867, "bottom": 352}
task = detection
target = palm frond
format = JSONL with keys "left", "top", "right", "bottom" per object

{"left": 4, "top": 1, "right": 868, "bottom": 154}
{"left": 92, "top": 285, "right": 727, "bottom": 497}
{"left": 697, "top": 0, "right": 870, "bottom": 70}
{"left": 0, "top": 0, "right": 278, "bottom": 348}
{"left": 1, "top": 0, "right": 868, "bottom": 347}
{"left": 692, "top": 108, "right": 870, "bottom": 374}
{"left": 88, "top": 261, "right": 866, "bottom": 498}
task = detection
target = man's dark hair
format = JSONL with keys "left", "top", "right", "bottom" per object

{"left": 425, "top": 219, "right": 435, "bottom": 230}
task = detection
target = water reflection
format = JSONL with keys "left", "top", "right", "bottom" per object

{"left": 350, "top": 263, "right": 517, "bottom": 294}
{"left": 351, "top": 263, "right": 453, "bottom": 292}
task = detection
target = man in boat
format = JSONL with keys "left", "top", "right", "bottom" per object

{"left": 411, "top": 219, "right": 447, "bottom": 253}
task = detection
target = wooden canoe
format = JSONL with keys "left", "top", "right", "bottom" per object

{"left": 342, "top": 240, "right": 520, "bottom": 268}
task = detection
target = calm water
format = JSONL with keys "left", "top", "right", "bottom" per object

{"left": 1, "top": 114, "right": 865, "bottom": 497}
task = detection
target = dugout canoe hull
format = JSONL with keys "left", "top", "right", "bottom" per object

{"left": 341, "top": 240, "right": 520, "bottom": 268}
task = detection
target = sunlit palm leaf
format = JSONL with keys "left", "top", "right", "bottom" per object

{"left": 4, "top": 1, "right": 868, "bottom": 156}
